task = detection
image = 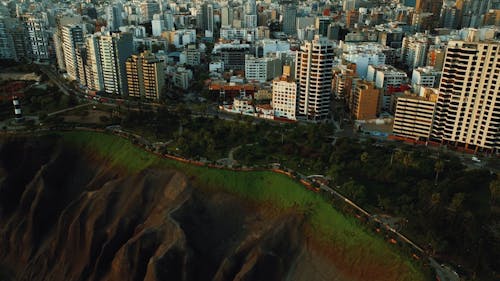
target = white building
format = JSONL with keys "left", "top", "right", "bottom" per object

{"left": 173, "top": 67, "right": 193, "bottom": 90}
{"left": 401, "top": 33, "right": 430, "bottom": 70}
{"left": 411, "top": 66, "right": 441, "bottom": 94}
{"left": 151, "top": 14, "right": 164, "bottom": 36}
{"left": 61, "top": 24, "right": 84, "bottom": 81}
{"left": 367, "top": 64, "right": 408, "bottom": 90}
{"left": 245, "top": 55, "right": 282, "bottom": 83}
{"left": 342, "top": 42, "right": 391, "bottom": 79}
{"left": 99, "top": 32, "right": 133, "bottom": 95}
{"left": 367, "top": 64, "right": 408, "bottom": 112}
{"left": 393, "top": 90, "right": 437, "bottom": 140}
{"left": 295, "top": 36, "right": 335, "bottom": 121}
{"left": 85, "top": 34, "right": 104, "bottom": 92}
{"left": 272, "top": 77, "right": 297, "bottom": 120}
{"left": 431, "top": 40, "right": 500, "bottom": 154}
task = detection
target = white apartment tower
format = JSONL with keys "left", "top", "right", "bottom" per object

{"left": 61, "top": 24, "right": 84, "bottom": 81}
{"left": 431, "top": 40, "right": 500, "bottom": 154}
{"left": 98, "top": 32, "right": 133, "bottom": 95}
{"left": 85, "top": 34, "right": 104, "bottom": 92}
{"left": 295, "top": 36, "right": 335, "bottom": 121}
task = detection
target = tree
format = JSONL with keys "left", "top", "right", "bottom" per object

{"left": 489, "top": 175, "right": 500, "bottom": 205}
{"left": 340, "top": 180, "right": 367, "bottom": 205}
{"left": 360, "top": 152, "right": 369, "bottom": 164}
{"left": 449, "top": 193, "right": 465, "bottom": 212}
{"left": 434, "top": 159, "right": 444, "bottom": 185}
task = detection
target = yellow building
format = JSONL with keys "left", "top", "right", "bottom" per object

{"left": 352, "top": 80, "right": 380, "bottom": 120}
{"left": 126, "top": 51, "right": 165, "bottom": 100}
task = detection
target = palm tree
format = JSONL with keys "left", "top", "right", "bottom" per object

{"left": 434, "top": 159, "right": 444, "bottom": 185}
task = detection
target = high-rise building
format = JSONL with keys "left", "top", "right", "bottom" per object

{"left": 295, "top": 36, "right": 335, "bottom": 121}
{"left": 54, "top": 15, "right": 82, "bottom": 71}
{"left": 85, "top": 34, "right": 104, "bottom": 92}
{"left": 200, "top": 3, "right": 214, "bottom": 34}
{"left": 126, "top": 51, "right": 165, "bottom": 100}
{"left": 106, "top": 4, "right": 123, "bottom": 31}
{"left": 393, "top": 90, "right": 437, "bottom": 140}
{"left": 282, "top": 5, "right": 297, "bottom": 35}
{"left": 0, "top": 16, "right": 16, "bottom": 60}
{"left": 352, "top": 80, "right": 380, "bottom": 120}
{"left": 431, "top": 40, "right": 500, "bottom": 153}
{"left": 22, "top": 13, "right": 50, "bottom": 61}
{"left": 61, "top": 24, "right": 84, "bottom": 81}
{"left": 140, "top": 0, "right": 160, "bottom": 23}
{"left": 315, "top": 16, "right": 331, "bottom": 37}
{"left": 99, "top": 31, "right": 133, "bottom": 95}
{"left": 343, "top": 0, "right": 357, "bottom": 12}
{"left": 221, "top": 6, "right": 232, "bottom": 27}
{"left": 401, "top": 33, "right": 430, "bottom": 70}
{"left": 272, "top": 76, "right": 297, "bottom": 120}
{"left": 151, "top": 14, "right": 164, "bottom": 36}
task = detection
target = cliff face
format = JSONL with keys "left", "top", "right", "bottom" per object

{"left": 0, "top": 136, "right": 352, "bottom": 281}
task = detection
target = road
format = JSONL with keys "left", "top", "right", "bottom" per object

{"left": 297, "top": 171, "right": 458, "bottom": 281}
{"left": 47, "top": 103, "right": 92, "bottom": 117}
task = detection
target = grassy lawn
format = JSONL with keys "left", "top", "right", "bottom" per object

{"left": 61, "top": 131, "right": 427, "bottom": 281}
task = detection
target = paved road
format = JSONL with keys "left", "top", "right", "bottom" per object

{"left": 47, "top": 103, "right": 92, "bottom": 117}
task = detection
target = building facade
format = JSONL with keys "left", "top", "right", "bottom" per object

{"left": 295, "top": 36, "right": 335, "bottom": 121}
{"left": 431, "top": 40, "right": 500, "bottom": 153}
{"left": 126, "top": 51, "right": 165, "bottom": 100}
{"left": 393, "top": 90, "right": 437, "bottom": 140}
{"left": 272, "top": 77, "right": 297, "bottom": 120}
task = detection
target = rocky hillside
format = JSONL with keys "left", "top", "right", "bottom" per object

{"left": 0, "top": 134, "right": 426, "bottom": 281}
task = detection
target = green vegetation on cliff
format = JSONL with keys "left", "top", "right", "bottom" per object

{"left": 61, "top": 131, "right": 427, "bottom": 281}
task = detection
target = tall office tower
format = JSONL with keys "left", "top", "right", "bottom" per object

{"left": 164, "top": 10, "right": 174, "bottom": 31}
{"left": 244, "top": 0, "right": 257, "bottom": 28}
{"left": 0, "top": 16, "right": 16, "bottom": 60}
{"left": 151, "top": 14, "right": 164, "bottom": 36}
{"left": 431, "top": 40, "right": 500, "bottom": 154}
{"left": 99, "top": 32, "right": 133, "bottom": 95}
{"left": 106, "top": 4, "right": 123, "bottom": 31}
{"left": 315, "top": 17, "right": 331, "bottom": 37}
{"left": 295, "top": 36, "right": 335, "bottom": 121}
{"left": 440, "top": 1, "right": 458, "bottom": 28}
{"left": 140, "top": 0, "right": 160, "bottom": 23}
{"left": 401, "top": 33, "right": 429, "bottom": 70}
{"left": 415, "top": 0, "right": 444, "bottom": 28}
{"left": 343, "top": 0, "right": 357, "bottom": 11}
{"left": 61, "top": 24, "right": 84, "bottom": 81}
{"left": 85, "top": 34, "right": 104, "bottom": 92}
{"left": 457, "top": 0, "right": 491, "bottom": 28}
{"left": 22, "top": 13, "right": 50, "bottom": 61}
{"left": 221, "top": 6, "right": 231, "bottom": 26}
{"left": 282, "top": 5, "right": 297, "bottom": 35}
{"left": 200, "top": 3, "right": 214, "bottom": 34}
{"left": 126, "top": 51, "right": 165, "bottom": 100}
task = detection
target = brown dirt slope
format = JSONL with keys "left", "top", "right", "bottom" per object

{"left": 0, "top": 135, "right": 404, "bottom": 281}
